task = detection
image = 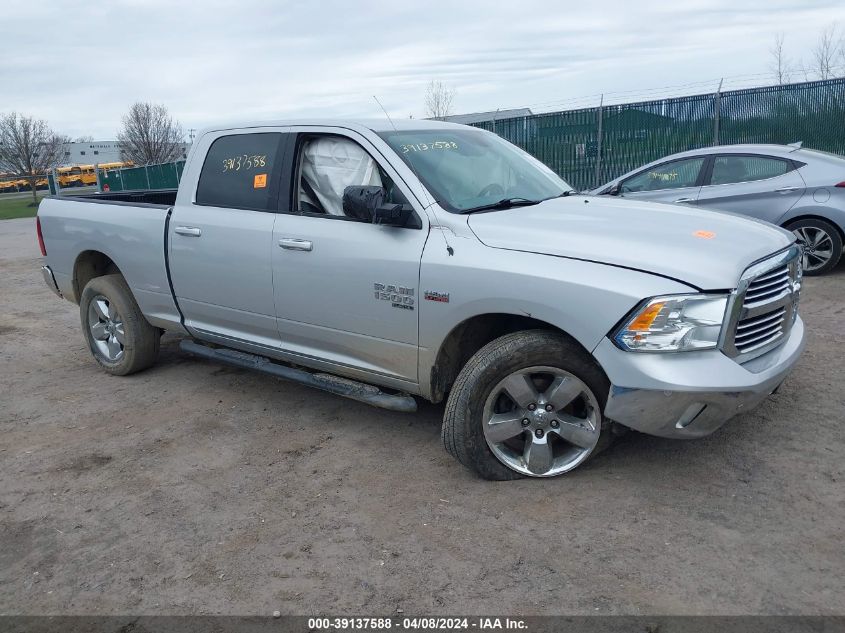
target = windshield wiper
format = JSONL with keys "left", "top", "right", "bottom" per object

{"left": 545, "top": 190, "right": 578, "bottom": 199}
{"left": 461, "top": 197, "right": 541, "bottom": 214}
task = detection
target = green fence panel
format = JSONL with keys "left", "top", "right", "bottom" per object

{"left": 99, "top": 167, "right": 125, "bottom": 192}
{"left": 472, "top": 77, "right": 845, "bottom": 191}
{"left": 98, "top": 160, "right": 186, "bottom": 192}
{"left": 145, "top": 164, "right": 163, "bottom": 189}
{"left": 119, "top": 167, "right": 149, "bottom": 191}
{"left": 598, "top": 93, "right": 715, "bottom": 186}
{"left": 719, "top": 80, "right": 845, "bottom": 154}
{"left": 476, "top": 107, "right": 602, "bottom": 193}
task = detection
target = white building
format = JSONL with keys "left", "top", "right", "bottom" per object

{"left": 60, "top": 141, "right": 192, "bottom": 166}
{"left": 60, "top": 141, "right": 122, "bottom": 166}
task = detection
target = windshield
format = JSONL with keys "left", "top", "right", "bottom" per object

{"left": 378, "top": 128, "right": 572, "bottom": 212}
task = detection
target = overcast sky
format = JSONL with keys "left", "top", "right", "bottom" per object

{"left": 2, "top": 0, "right": 844, "bottom": 139}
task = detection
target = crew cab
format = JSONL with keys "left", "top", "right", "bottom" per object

{"left": 37, "top": 119, "right": 806, "bottom": 479}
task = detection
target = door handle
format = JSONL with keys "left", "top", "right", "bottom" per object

{"left": 279, "top": 238, "right": 313, "bottom": 252}
{"left": 774, "top": 186, "right": 800, "bottom": 194}
{"left": 174, "top": 226, "right": 202, "bottom": 237}
{"left": 674, "top": 197, "right": 695, "bottom": 203}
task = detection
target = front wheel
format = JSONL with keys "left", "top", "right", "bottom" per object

{"left": 79, "top": 274, "right": 160, "bottom": 376}
{"left": 786, "top": 218, "right": 843, "bottom": 276}
{"left": 442, "top": 330, "right": 610, "bottom": 480}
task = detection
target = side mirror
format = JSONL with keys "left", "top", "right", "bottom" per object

{"left": 343, "top": 185, "right": 412, "bottom": 227}
{"left": 373, "top": 202, "right": 413, "bottom": 227}
{"left": 607, "top": 183, "right": 622, "bottom": 196}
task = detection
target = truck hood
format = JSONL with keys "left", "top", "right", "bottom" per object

{"left": 467, "top": 196, "right": 794, "bottom": 290}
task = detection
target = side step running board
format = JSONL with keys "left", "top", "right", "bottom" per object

{"left": 179, "top": 340, "right": 417, "bottom": 413}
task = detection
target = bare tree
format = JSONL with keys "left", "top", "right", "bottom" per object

{"left": 75, "top": 135, "right": 94, "bottom": 142}
{"left": 811, "top": 25, "right": 838, "bottom": 79}
{"left": 770, "top": 33, "right": 792, "bottom": 84}
{"left": 424, "top": 80, "right": 456, "bottom": 120}
{"left": 840, "top": 29, "right": 845, "bottom": 70}
{"left": 117, "top": 102, "right": 184, "bottom": 165}
{"left": 794, "top": 58, "right": 808, "bottom": 81}
{"left": 0, "top": 112, "right": 63, "bottom": 205}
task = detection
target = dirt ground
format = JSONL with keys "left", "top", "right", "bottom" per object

{"left": 1, "top": 216, "right": 843, "bottom": 616}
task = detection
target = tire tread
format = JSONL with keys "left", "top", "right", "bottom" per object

{"left": 79, "top": 274, "right": 160, "bottom": 376}
{"left": 441, "top": 329, "right": 610, "bottom": 480}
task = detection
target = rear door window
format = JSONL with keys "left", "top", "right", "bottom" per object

{"left": 196, "top": 133, "right": 285, "bottom": 211}
{"left": 621, "top": 157, "right": 705, "bottom": 193}
{"left": 709, "top": 155, "right": 791, "bottom": 185}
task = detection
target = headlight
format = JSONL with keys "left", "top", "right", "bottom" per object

{"left": 613, "top": 294, "right": 728, "bottom": 352}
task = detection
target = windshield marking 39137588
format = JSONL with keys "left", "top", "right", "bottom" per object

{"left": 379, "top": 128, "right": 573, "bottom": 213}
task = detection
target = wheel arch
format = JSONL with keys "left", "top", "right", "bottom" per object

{"left": 781, "top": 213, "right": 845, "bottom": 243}
{"left": 72, "top": 250, "right": 123, "bottom": 303}
{"left": 427, "top": 312, "right": 603, "bottom": 404}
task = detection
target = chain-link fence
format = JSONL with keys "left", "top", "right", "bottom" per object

{"left": 472, "top": 77, "right": 845, "bottom": 191}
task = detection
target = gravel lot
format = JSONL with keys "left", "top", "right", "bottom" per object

{"left": 1, "top": 216, "right": 843, "bottom": 616}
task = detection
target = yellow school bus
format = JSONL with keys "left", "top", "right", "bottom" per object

{"left": 58, "top": 165, "right": 89, "bottom": 188}
{"left": 1, "top": 177, "right": 47, "bottom": 191}
{"left": 98, "top": 161, "right": 131, "bottom": 170}
{"left": 0, "top": 175, "right": 18, "bottom": 193}
{"left": 56, "top": 166, "right": 78, "bottom": 188}
{"left": 57, "top": 162, "right": 132, "bottom": 188}
{"left": 0, "top": 169, "right": 54, "bottom": 191}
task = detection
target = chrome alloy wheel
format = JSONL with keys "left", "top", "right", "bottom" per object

{"left": 793, "top": 225, "right": 835, "bottom": 272}
{"left": 88, "top": 294, "right": 125, "bottom": 362}
{"left": 482, "top": 366, "right": 601, "bottom": 477}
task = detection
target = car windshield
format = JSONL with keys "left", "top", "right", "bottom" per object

{"left": 378, "top": 128, "right": 572, "bottom": 213}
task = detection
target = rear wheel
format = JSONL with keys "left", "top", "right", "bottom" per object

{"left": 786, "top": 218, "right": 843, "bottom": 276}
{"left": 442, "top": 330, "right": 610, "bottom": 480}
{"left": 79, "top": 274, "right": 160, "bottom": 376}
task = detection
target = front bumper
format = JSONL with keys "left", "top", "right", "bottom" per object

{"left": 594, "top": 316, "right": 806, "bottom": 438}
{"left": 41, "top": 265, "right": 62, "bottom": 298}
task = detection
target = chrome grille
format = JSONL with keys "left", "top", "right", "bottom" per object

{"left": 722, "top": 245, "right": 802, "bottom": 361}
{"left": 743, "top": 265, "right": 790, "bottom": 304}
{"left": 734, "top": 307, "right": 786, "bottom": 353}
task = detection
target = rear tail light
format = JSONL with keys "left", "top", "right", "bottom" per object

{"left": 36, "top": 216, "right": 46, "bottom": 256}
{"left": 835, "top": 181, "right": 845, "bottom": 188}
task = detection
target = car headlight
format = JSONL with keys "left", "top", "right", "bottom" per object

{"left": 613, "top": 294, "right": 728, "bottom": 352}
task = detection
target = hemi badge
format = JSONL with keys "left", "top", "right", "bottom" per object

{"left": 424, "top": 291, "right": 450, "bottom": 303}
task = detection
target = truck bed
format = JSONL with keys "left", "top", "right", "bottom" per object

{"left": 38, "top": 192, "right": 184, "bottom": 331}
{"left": 54, "top": 189, "right": 178, "bottom": 207}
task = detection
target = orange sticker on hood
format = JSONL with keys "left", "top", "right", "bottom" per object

{"left": 693, "top": 230, "right": 716, "bottom": 239}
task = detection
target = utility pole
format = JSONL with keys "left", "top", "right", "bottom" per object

{"left": 713, "top": 78, "right": 723, "bottom": 146}
{"left": 188, "top": 128, "right": 196, "bottom": 143}
{"left": 594, "top": 94, "right": 604, "bottom": 188}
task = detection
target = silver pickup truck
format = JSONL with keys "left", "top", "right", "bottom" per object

{"left": 37, "top": 119, "right": 805, "bottom": 480}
